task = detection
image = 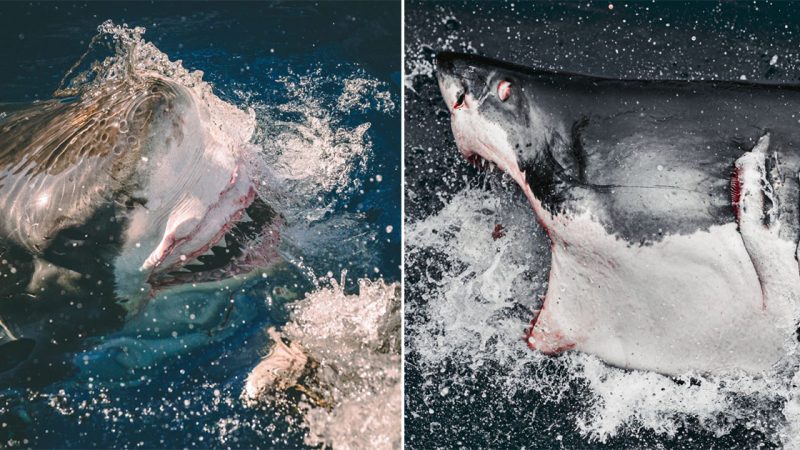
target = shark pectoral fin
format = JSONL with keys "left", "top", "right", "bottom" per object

{"left": 734, "top": 133, "right": 800, "bottom": 314}
{"left": 525, "top": 306, "right": 576, "bottom": 355}
{"left": 733, "top": 133, "right": 776, "bottom": 232}
{"left": 25, "top": 257, "right": 82, "bottom": 297}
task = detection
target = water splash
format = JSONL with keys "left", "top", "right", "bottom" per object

{"left": 0, "top": 19, "right": 398, "bottom": 448}
{"left": 235, "top": 65, "right": 397, "bottom": 283}
{"left": 241, "top": 67, "right": 396, "bottom": 202}
{"left": 244, "top": 277, "right": 401, "bottom": 449}
{"left": 406, "top": 184, "right": 798, "bottom": 446}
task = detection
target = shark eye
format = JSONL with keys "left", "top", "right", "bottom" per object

{"left": 453, "top": 90, "right": 466, "bottom": 110}
{"left": 497, "top": 80, "right": 511, "bottom": 102}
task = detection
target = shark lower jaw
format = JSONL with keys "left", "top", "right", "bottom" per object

{"left": 458, "top": 141, "right": 530, "bottom": 200}
{"left": 145, "top": 194, "right": 281, "bottom": 291}
{"left": 458, "top": 134, "right": 504, "bottom": 173}
{"left": 112, "top": 186, "right": 283, "bottom": 317}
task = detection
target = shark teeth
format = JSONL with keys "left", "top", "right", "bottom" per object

{"left": 183, "top": 264, "right": 206, "bottom": 273}
{"left": 166, "top": 270, "right": 189, "bottom": 277}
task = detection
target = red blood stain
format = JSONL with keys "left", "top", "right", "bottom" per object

{"left": 731, "top": 166, "right": 742, "bottom": 222}
{"left": 492, "top": 223, "right": 506, "bottom": 240}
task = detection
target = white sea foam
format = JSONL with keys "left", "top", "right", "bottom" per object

{"left": 233, "top": 67, "right": 397, "bottom": 279}
{"left": 243, "top": 277, "right": 401, "bottom": 449}
{"left": 338, "top": 78, "right": 396, "bottom": 114}
{"left": 290, "top": 278, "right": 400, "bottom": 449}
{"left": 245, "top": 67, "right": 395, "bottom": 200}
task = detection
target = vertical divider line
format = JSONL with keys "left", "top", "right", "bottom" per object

{"left": 399, "top": 0, "right": 407, "bottom": 448}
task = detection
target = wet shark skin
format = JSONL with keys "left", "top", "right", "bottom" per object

{"left": 436, "top": 52, "right": 800, "bottom": 376}
{"left": 0, "top": 75, "right": 279, "bottom": 385}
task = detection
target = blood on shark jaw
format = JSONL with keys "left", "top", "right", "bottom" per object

{"left": 445, "top": 100, "right": 529, "bottom": 187}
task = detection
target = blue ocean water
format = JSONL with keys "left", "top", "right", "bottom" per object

{"left": 405, "top": 1, "right": 800, "bottom": 449}
{"left": 0, "top": 2, "right": 399, "bottom": 448}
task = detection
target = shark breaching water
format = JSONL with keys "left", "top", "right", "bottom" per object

{"left": 436, "top": 52, "right": 800, "bottom": 376}
{"left": 0, "top": 23, "right": 282, "bottom": 384}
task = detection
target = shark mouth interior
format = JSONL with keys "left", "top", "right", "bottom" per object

{"left": 148, "top": 197, "right": 280, "bottom": 289}
{"left": 466, "top": 152, "right": 498, "bottom": 172}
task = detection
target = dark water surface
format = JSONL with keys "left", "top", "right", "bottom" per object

{"left": 404, "top": 1, "right": 800, "bottom": 449}
{"left": 0, "top": 2, "right": 400, "bottom": 448}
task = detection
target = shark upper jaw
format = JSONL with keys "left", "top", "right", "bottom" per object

{"left": 113, "top": 163, "right": 280, "bottom": 313}
{"left": 144, "top": 184, "right": 257, "bottom": 290}
{"left": 142, "top": 163, "right": 254, "bottom": 272}
{"left": 437, "top": 68, "right": 530, "bottom": 194}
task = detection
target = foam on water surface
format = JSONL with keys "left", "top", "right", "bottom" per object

{"left": 407, "top": 183, "right": 800, "bottom": 446}
{"left": 287, "top": 277, "right": 401, "bottom": 449}
{"left": 1, "top": 16, "right": 399, "bottom": 448}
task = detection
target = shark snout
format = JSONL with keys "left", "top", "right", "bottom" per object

{"left": 436, "top": 52, "right": 498, "bottom": 112}
{"left": 438, "top": 52, "right": 483, "bottom": 113}
{"left": 436, "top": 54, "right": 463, "bottom": 111}
{"left": 435, "top": 52, "right": 459, "bottom": 77}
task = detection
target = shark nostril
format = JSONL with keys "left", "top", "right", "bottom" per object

{"left": 453, "top": 90, "right": 466, "bottom": 110}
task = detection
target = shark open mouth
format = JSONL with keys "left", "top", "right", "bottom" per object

{"left": 465, "top": 152, "right": 499, "bottom": 172}
{"left": 147, "top": 196, "right": 281, "bottom": 290}
{"left": 457, "top": 133, "right": 518, "bottom": 181}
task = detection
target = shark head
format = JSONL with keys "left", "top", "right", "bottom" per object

{"left": 436, "top": 52, "right": 569, "bottom": 202}
{"left": 0, "top": 75, "right": 282, "bottom": 316}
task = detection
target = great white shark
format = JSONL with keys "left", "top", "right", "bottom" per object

{"left": 0, "top": 73, "right": 281, "bottom": 383}
{"left": 436, "top": 52, "right": 800, "bottom": 376}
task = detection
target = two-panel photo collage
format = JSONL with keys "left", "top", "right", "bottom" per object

{"left": 1, "top": 1, "right": 799, "bottom": 449}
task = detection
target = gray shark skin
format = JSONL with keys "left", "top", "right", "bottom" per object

{"left": 0, "top": 76, "right": 280, "bottom": 386}
{"left": 437, "top": 52, "right": 800, "bottom": 376}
